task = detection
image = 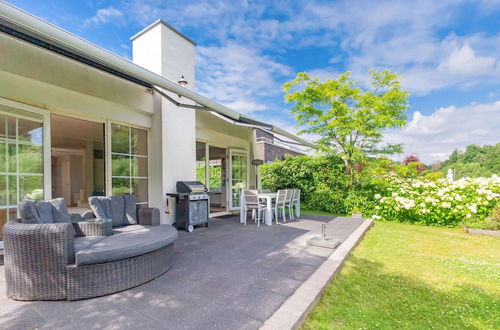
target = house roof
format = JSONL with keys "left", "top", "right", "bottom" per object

{"left": 0, "top": 2, "right": 315, "bottom": 149}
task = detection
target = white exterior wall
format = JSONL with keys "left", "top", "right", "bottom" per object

{"left": 132, "top": 21, "right": 197, "bottom": 224}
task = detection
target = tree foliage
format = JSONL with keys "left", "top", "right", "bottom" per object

{"left": 283, "top": 69, "right": 409, "bottom": 187}
{"left": 439, "top": 143, "right": 500, "bottom": 178}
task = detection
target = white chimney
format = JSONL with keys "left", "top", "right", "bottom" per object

{"left": 131, "top": 20, "right": 197, "bottom": 225}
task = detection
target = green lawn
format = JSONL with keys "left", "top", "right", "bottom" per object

{"left": 302, "top": 220, "right": 500, "bottom": 329}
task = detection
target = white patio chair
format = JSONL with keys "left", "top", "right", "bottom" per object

{"left": 284, "top": 189, "right": 294, "bottom": 220}
{"left": 242, "top": 190, "right": 266, "bottom": 227}
{"left": 292, "top": 189, "right": 301, "bottom": 218}
{"left": 273, "top": 189, "right": 287, "bottom": 224}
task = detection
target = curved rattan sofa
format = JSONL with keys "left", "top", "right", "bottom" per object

{"left": 3, "top": 195, "right": 178, "bottom": 301}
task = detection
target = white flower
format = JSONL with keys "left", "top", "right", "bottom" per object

{"left": 375, "top": 194, "right": 382, "bottom": 199}
{"left": 441, "top": 202, "right": 451, "bottom": 208}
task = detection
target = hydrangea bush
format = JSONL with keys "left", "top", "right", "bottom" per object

{"left": 364, "top": 175, "right": 500, "bottom": 227}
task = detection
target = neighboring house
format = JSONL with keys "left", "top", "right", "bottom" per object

{"left": 0, "top": 2, "right": 313, "bottom": 241}
{"left": 256, "top": 130, "right": 305, "bottom": 163}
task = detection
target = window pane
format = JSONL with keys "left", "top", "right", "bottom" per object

{"left": 196, "top": 141, "right": 206, "bottom": 185}
{"left": 112, "top": 178, "right": 130, "bottom": 196}
{"left": 111, "top": 124, "right": 129, "bottom": 154}
{"left": 0, "top": 209, "right": 6, "bottom": 241}
{"left": 131, "top": 156, "right": 148, "bottom": 177}
{"left": 19, "top": 175, "right": 43, "bottom": 201}
{"left": 18, "top": 119, "right": 43, "bottom": 144}
{"left": 7, "top": 143, "right": 16, "bottom": 173}
{"left": 0, "top": 141, "right": 5, "bottom": 172}
{"left": 0, "top": 175, "right": 6, "bottom": 205}
{"left": 18, "top": 144, "right": 43, "bottom": 174}
{"left": 8, "top": 207, "right": 17, "bottom": 221}
{"left": 8, "top": 175, "right": 16, "bottom": 205}
{"left": 132, "top": 178, "right": 148, "bottom": 203}
{"left": 131, "top": 128, "right": 147, "bottom": 156}
{"left": 112, "top": 154, "right": 130, "bottom": 176}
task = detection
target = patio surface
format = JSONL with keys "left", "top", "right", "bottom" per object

{"left": 0, "top": 214, "right": 366, "bottom": 329}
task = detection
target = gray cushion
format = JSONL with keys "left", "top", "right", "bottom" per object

{"left": 89, "top": 197, "right": 108, "bottom": 220}
{"left": 75, "top": 225, "right": 178, "bottom": 266}
{"left": 18, "top": 200, "right": 39, "bottom": 224}
{"left": 89, "top": 196, "right": 124, "bottom": 227}
{"left": 49, "top": 198, "right": 71, "bottom": 223}
{"left": 112, "top": 224, "right": 145, "bottom": 234}
{"left": 35, "top": 201, "right": 53, "bottom": 223}
{"left": 110, "top": 196, "right": 125, "bottom": 227}
{"left": 18, "top": 198, "right": 73, "bottom": 224}
{"left": 123, "top": 195, "right": 137, "bottom": 225}
{"left": 74, "top": 236, "right": 105, "bottom": 253}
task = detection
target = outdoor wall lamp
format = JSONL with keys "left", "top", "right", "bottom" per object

{"left": 178, "top": 75, "right": 188, "bottom": 97}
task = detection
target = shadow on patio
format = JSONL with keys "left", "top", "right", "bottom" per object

{"left": 0, "top": 214, "right": 365, "bottom": 330}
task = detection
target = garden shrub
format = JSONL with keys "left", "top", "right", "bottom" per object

{"left": 261, "top": 155, "right": 352, "bottom": 214}
{"left": 364, "top": 175, "right": 500, "bottom": 227}
{"left": 463, "top": 204, "right": 500, "bottom": 230}
{"left": 261, "top": 155, "right": 500, "bottom": 227}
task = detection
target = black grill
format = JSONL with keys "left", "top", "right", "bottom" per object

{"left": 167, "top": 181, "right": 209, "bottom": 232}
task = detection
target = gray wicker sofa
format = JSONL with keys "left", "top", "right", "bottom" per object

{"left": 3, "top": 195, "right": 178, "bottom": 301}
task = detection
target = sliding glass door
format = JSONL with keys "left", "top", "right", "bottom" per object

{"left": 0, "top": 109, "right": 44, "bottom": 241}
{"left": 228, "top": 149, "right": 248, "bottom": 210}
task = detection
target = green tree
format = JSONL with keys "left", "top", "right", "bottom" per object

{"left": 440, "top": 143, "right": 500, "bottom": 178}
{"left": 283, "top": 69, "right": 409, "bottom": 188}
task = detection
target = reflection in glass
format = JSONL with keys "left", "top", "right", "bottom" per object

{"left": 0, "top": 175, "right": 6, "bottom": 205}
{"left": 18, "top": 118, "right": 43, "bottom": 144}
{"left": 131, "top": 128, "right": 147, "bottom": 156}
{"left": 8, "top": 175, "right": 16, "bottom": 205}
{"left": 112, "top": 178, "right": 131, "bottom": 196}
{"left": 0, "top": 111, "right": 44, "bottom": 234}
{"left": 19, "top": 175, "right": 43, "bottom": 201}
{"left": 112, "top": 154, "right": 130, "bottom": 176}
{"left": 196, "top": 141, "right": 206, "bottom": 186}
{"left": 0, "top": 141, "right": 5, "bottom": 172}
{"left": 111, "top": 124, "right": 129, "bottom": 154}
{"left": 131, "top": 157, "right": 148, "bottom": 177}
{"left": 132, "top": 178, "right": 148, "bottom": 203}
{"left": 18, "top": 144, "right": 43, "bottom": 174}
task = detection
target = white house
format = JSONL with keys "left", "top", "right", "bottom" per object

{"left": 0, "top": 3, "right": 313, "bottom": 240}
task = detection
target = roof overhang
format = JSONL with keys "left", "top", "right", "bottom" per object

{"left": 0, "top": 2, "right": 316, "bottom": 149}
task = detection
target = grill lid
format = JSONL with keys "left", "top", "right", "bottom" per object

{"left": 176, "top": 181, "right": 207, "bottom": 193}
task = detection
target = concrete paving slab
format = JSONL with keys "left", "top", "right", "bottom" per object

{"left": 0, "top": 214, "right": 367, "bottom": 329}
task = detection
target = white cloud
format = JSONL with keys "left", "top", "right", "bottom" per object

{"left": 385, "top": 101, "right": 500, "bottom": 163}
{"left": 84, "top": 7, "right": 124, "bottom": 27}
{"left": 439, "top": 43, "right": 496, "bottom": 76}
{"left": 196, "top": 43, "right": 291, "bottom": 115}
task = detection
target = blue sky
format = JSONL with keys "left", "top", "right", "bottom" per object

{"left": 8, "top": 0, "right": 500, "bottom": 163}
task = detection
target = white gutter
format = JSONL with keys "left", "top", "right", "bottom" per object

{"left": 0, "top": 2, "right": 315, "bottom": 149}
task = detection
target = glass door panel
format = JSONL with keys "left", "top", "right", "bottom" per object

{"left": 0, "top": 110, "right": 44, "bottom": 242}
{"left": 229, "top": 149, "right": 248, "bottom": 210}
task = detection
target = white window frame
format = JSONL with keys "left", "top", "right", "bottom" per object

{"left": 108, "top": 121, "right": 150, "bottom": 205}
{"left": 0, "top": 98, "right": 50, "bottom": 220}
{"left": 227, "top": 148, "right": 249, "bottom": 210}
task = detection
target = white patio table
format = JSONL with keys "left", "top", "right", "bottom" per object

{"left": 239, "top": 192, "right": 277, "bottom": 226}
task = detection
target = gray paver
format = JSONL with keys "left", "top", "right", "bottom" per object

{"left": 0, "top": 214, "right": 364, "bottom": 329}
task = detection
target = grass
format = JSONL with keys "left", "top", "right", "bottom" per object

{"left": 301, "top": 218, "right": 500, "bottom": 329}
{"left": 302, "top": 209, "right": 348, "bottom": 217}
